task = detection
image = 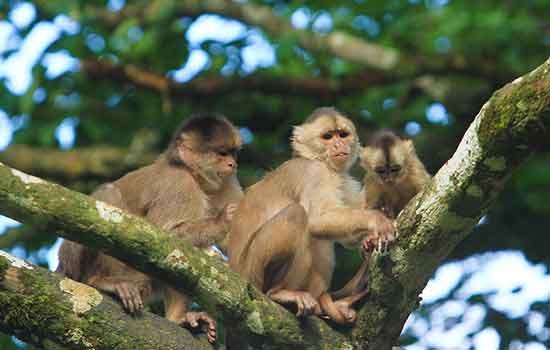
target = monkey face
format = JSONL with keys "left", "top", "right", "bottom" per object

{"left": 362, "top": 144, "right": 409, "bottom": 185}
{"left": 212, "top": 147, "right": 239, "bottom": 177}
{"left": 292, "top": 109, "right": 360, "bottom": 172}
{"left": 320, "top": 127, "right": 355, "bottom": 170}
{"left": 186, "top": 147, "right": 239, "bottom": 191}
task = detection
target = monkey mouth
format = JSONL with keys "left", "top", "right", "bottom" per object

{"left": 333, "top": 152, "right": 349, "bottom": 158}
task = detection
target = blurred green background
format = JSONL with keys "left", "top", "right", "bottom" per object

{"left": 0, "top": 1, "right": 549, "bottom": 349}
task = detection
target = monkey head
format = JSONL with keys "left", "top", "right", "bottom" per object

{"left": 291, "top": 107, "right": 360, "bottom": 172}
{"left": 361, "top": 129, "right": 415, "bottom": 185}
{"left": 166, "top": 113, "right": 242, "bottom": 191}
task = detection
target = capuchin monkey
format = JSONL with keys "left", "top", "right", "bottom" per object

{"left": 227, "top": 107, "right": 395, "bottom": 327}
{"left": 362, "top": 129, "right": 431, "bottom": 220}
{"left": 329, "top": 129, "right": 431, "bottom": 310}
{"left": 57, "top": 113, "right": 243, "bottom": 343}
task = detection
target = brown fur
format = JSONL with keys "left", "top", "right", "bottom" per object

{"left": 227, "top": 107, "right": 394, "bottom": 325}
{"left": 361, "top": 129, "right": 431, "bottom": 218}
{"left": 329, "top": 130, "right": 432, "bottom": 307}
{"left": 57, "top": 114, "right": 243, "bottom": 343}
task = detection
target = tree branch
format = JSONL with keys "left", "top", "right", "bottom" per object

{"left": 352, "top": 58, "right": 550, "bottom": 348}
{"left": 65, "top": 1, "right": 518, "bottom": 81}
{"left": 0, "top": 251, "right": 212, "bottom": 350}
{"left": 0, "top": 164, "right": 348, "bottom": 348}
{"left": 0, "top": 145, "right": 156, "bottom": 182}
{"left": 81, "top": 58, "right": 395, "bottom": 98}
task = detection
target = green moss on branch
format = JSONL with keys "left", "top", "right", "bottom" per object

{"left": 0, "top": 253, "right": 211, "bottom": 350}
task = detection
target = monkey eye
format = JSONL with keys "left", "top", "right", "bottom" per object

{"left": 229, "top": 148, "right": 239, "bottom": 159}
{"left": 321, "top": 132, "right": 333, "bottom": 140}
{"left": 338, "top": 131, "right": 350, "bottom": 138}
{"left": 389, "top": 165, "right": 402, "bottom": 173}
{"left": 374, "top": 166, "right": 386, "bottom": 175}
{"left": 217, "top": 150, "right": 229, "bottom": 157}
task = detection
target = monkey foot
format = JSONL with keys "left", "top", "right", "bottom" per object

{"left": 318, "top": 287, "right": 369, "bottom": 325}
{"left": 179, "top": 311, "right": 217, "bottom": 343}
{"left": 114, "top": 282, "right": 144, "bottom": 314}
{"left": 318, "top": 293, "right": 357, "bottom": 325}
{"left": 269, "top": 289, "right": 319, "bottom": 317}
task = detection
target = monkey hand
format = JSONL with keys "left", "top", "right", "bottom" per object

{"left": 114, "top": 282, "right": 144, "bottom": 314}
{"left": 222, "top": 203, "right": 239, "bottom": 223}
{"left": 318, "top": 293, "right": 358, "bottom": 325}
{"left": 180, "top": 311, "right": 217, "bottom": 343}
{"left": 361, "top": 236, "right": 376, "bottom": 258}
{"left": 363, "top": 209, "right": 396, "bottom": 253}
{"left": 269, "top": 290, "right": 319, "bottom": 317}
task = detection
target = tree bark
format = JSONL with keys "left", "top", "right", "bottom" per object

{"left": 0, "top": 251, "right": 211, "bottom": 350}
{"left": 351, "top": 58, "right": 550, "bottom": 348}
{"left": 0, "top": 58, "right": 549, "bottom": 349}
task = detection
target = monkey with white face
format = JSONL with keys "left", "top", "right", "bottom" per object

{"left": 227, "top": 107, "right": 395, "bottom": 325}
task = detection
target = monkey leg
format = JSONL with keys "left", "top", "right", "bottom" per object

{"left": 85, "top": 274, "right": 151, "bottom": 314}
{"left": 238, "top": 203, "right": 318, "bottom": 316}
{"left": 318, "top": 254, "right": 371, "bottom": 325}
{"left": 163, "top": 285, "right": 217, "bottom": 343}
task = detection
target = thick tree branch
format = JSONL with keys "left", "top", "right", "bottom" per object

{"left": 0, "top": 164, "right": 348, "bottom": 348}
{"left": 0, "top": 145, "right": 156, "bottom": 182}
{"left": 352, "top": 58, "right": 550, "bottom": 348}
{"left": 0, "top": 251, "right": 212, "bottom": 350}
{"left": 81, "top": 58, "right": 395, "bottom": 98}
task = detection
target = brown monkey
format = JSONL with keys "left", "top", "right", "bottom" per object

{"left": 57, "top": 113, "right": 243, "bottom": 343}
{"left": 324, "top": 129, "right": 432, "bottom": 312}
{"left": 227, "top": 107, "right": 395, "bottom": 326}
{"left": 362, "top": 129, "right": 431, "bottom": 220}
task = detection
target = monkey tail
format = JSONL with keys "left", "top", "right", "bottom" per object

{"left": 317, "top": 253, "right": 371, "bottom": 325}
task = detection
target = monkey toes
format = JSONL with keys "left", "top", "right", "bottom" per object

{"left": 270, "top": 290, "right": 319, "bottom": 317}
{"left": 114, "top": 282, "right": 144, "bottom": 314}
{"left": 180, "top": 311, "right": 217, "bottom": 343}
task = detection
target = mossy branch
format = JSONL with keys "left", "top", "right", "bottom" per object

{"left": 0, "top": 251, "right": 212, "bottom": 350}
{"left": 352, "top": 58, "right": 550, "bottom": 348}
{"left": 0, "top": 165, "right": 347, "bottom": 348}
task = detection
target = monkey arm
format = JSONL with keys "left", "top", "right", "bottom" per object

{"left": 309, "top": 206, "right": 395, "bottom": 249}
{"left": 308, "top": 208, "right": 372, "bottom": 242}
{"left": 168, "top": 216, "right": 228, "bottom": 248}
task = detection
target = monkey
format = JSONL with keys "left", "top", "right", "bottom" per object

{"left": 227, "top": 107, "right": 395, "bottom": 327}
{"left": 362, "top": 129, "right": 431, "bottom": 220}
{"left": 320, "top": 129, "right": 432, "bottom": 316}
{"left": 57, "top": 113, "right": 243, "bottom": 343}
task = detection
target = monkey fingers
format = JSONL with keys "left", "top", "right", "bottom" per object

{"left": 362, "top": 236, "right": 376, "bottom": 255}
{"left": 223, "top": 203, "right": 239, "bottom": 222}
{"left": 269, "top": 290, "right": 319, "bottom": 317}
{"left": 114, "top": 282, "right": 144, "bottom": 314}
{"left": 318, "top": 290, "right": 370, "bottom": 325}
{"left": 180, "top": 311, "right": 217, "bottom": 343}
